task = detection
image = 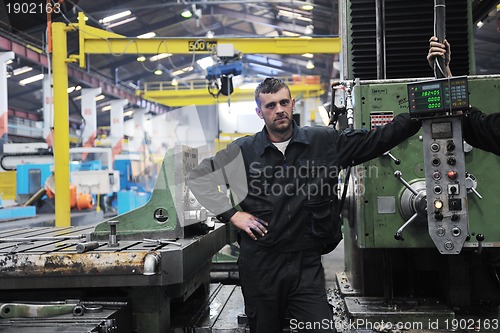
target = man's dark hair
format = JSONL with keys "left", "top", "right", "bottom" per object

{"left": 254, "top": 77, "right": 291, "bottom": 108}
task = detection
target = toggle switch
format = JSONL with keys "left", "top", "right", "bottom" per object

{"left": 449, "top": 198, "right": 462, "bottom": 211}
{"left": 448, "top": 184, "right": 460, "bottom": 195}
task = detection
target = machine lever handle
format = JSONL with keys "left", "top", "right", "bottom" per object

{"left": 394, "top": 171, "right": 418, "bottom": 195}
{"left": 384, "top": 151, "right": 401, "bottom": 165}
{"left": 394, "top": 212, "right": 419, "bottom": 241}
{"left": 465, "top": 173, "right": 483, "bottom": 199}
{"left": 471, "top": 187, "right": 483, "bottom": 199}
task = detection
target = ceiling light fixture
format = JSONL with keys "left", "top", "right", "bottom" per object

{"left": 105, "top": 16, "right": 137, "bottom": 29}
{"left": 67, "top": 85, "right": 82, "bottom": 93}
{"left": 181, "top": 8, "right": 192, "bottom": 18}
{"left": 301, "top": 0, "right": 314, "bottom": 11}
{"left": 100, "top": 10, "right": 132, "bottom": 24}
{"left": 13, "top": 66, "right": 33, "bottom": 76}
{"left": 171, "top": 78, "right": 178, "bottom": 86}
{"left": 278, "top": 10, "right": 312, "bottom": 22}
{"left": 171, "top": 66, "right": 193, "bottom": 76}
{"left": 306, "top": 60, "right": 315, "bottom": 69}
{"left": 149, "top": 53, "right": 172, "bottom": 62}
{"left": 19, "top": 73, "right": 44, "bottom": 86}
{"left": 137, "top": 32, "right": 156, "bottom": 39}
{"left": 136, "top": 55, "right": 146, "bottom": 62}
{"left": 154, "top": 65, "right": 163, "bottom": 76}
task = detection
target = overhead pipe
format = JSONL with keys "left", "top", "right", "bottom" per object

{"left": 375, "top": 0, "right": 386, "bottom": 79}
{"left": 434, "top": 0, "right": 447, "bottom": 79}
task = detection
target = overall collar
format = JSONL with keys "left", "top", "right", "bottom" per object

{"left": 254, "top": 121, "right": 310, "bottom": 156}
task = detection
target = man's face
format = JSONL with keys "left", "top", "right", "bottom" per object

{"left": 256, "top": 87, "right": 295, "bottom": 137}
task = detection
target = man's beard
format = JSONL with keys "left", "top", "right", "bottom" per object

{"left": 270, "top": 116, "right": 292, "bottom": 133}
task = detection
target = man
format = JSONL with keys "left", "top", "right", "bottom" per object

{"left": 428, "top": 36, "right": 500, "bottom": 156}
{"left": 188, "top": 77, "right": 421, "bottom": 332}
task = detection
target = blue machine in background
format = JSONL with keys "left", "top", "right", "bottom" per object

{"left": 13, "top": 155, "right": 153, "bottom": 216}
{"left": 114, "top": 157, "right": 152, "bottom": 214}
{"left": 16, "top": 164, "right": 52, "bottom": 199}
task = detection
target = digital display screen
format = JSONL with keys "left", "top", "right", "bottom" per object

{"left": 408, "top": 76, "right": 468, "bottom": 117}
{"left": 431, "top": 121, "right": 453, "bottom": 139}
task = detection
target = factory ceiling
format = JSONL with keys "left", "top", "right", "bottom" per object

{"left": 0, "top": 0, "right": 499, "bottom": 130}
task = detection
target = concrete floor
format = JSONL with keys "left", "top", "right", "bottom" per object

{"left": 322, "top": 240, "right": 345, "bottom": 286}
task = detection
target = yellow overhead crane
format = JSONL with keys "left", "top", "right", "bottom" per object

{"left": 74, "top": 13, "right": 339, "bottom": 106}
{"left": 51, "top": 12, "right": 341, "bottom": 226}
{"left": 74, "top": 12, "right": 340, "bottom": 68}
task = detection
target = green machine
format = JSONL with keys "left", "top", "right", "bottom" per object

{"left": 339, "top": 75, "right": 500, "bottom": 330}
{"left": 0, "top": 145, "right": 227, "bottom": 332}
{"left": 337, "top": 0, "right": 500, "bottom": 329}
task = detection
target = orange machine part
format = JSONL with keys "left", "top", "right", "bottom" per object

{"left": 70, "top": 184, "right": 77, "bottom": 208}
{"left": 76, "top": 193, "right": 93, "bottom": 210}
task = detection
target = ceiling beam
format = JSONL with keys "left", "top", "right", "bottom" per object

{"left": 210, "top": 7, "right": 310, "bottom": 34}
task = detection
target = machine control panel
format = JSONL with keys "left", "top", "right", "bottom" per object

{"left": 422, "top": 116, "right": 469, "bottom": 254}
{"left": 408, "top": 76, "right": 468, "bottom": 118}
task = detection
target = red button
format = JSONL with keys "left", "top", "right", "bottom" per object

{"left": 447, "top": 171, "right": 458, "bottom": 180}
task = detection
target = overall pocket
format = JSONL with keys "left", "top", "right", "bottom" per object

{"left": 305, "top": 200, "right": 334, "bottom": 238}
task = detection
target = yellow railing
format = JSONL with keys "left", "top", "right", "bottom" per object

{"left": 142, "top": 75, "right": 322, "bottom": 93}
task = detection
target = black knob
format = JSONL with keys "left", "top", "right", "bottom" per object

{"left": 476, "top": 234, "right": 485, "bottom": 242}
{"left": 447, "top": 157, "right": 456, "bottom": 165}
{"left": 451, "top": 214, "right": 460, "bottom": 222}
{"left": 446, "top": 140, "right": 456, "bottom": 151}
{"left": 434, "top": 212, "right": 444, "bottom": 221}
